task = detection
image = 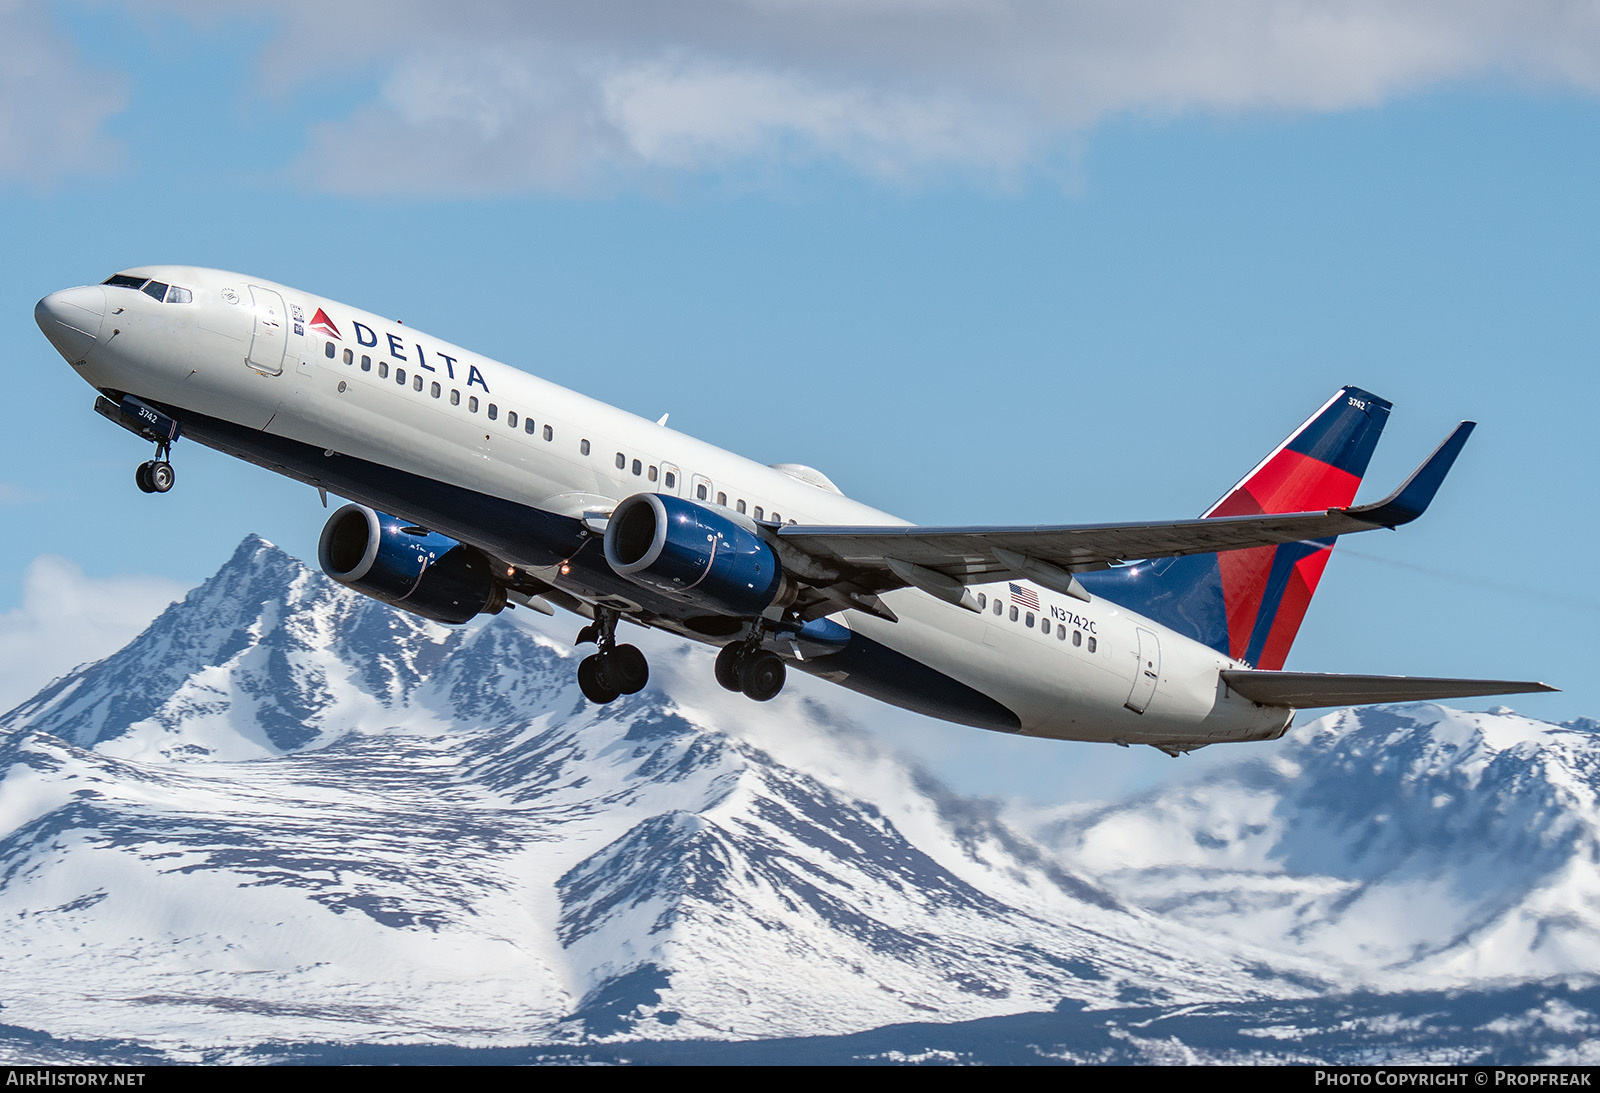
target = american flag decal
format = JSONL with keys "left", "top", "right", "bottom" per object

{"left": 1009, "top": 582, "right": 1040, "bottom": 611}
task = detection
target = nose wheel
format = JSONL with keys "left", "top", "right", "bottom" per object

{"left": 575, "top": 607, "right": 649, "bottom": 704}
{"left": 134, "top": 439, "right": 176, "bottom": 495}
{"left": 135, "top": 459, "right": 175, "bottom": 494}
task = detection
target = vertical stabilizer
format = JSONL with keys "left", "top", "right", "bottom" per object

{"left": 1079, "top": 387, "right": 1391, "bottom": 668}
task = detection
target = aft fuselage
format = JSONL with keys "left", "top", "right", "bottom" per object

{"left": 36, "top": 266, "right": 1292, "bottom": 750}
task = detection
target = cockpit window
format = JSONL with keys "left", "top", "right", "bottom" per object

{"left": 100, "top": 275, "right": 192, "bottom": 303}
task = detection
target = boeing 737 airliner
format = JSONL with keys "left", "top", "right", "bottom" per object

{"left": 34, "top": 267, "right": 1552, "bottom": 754}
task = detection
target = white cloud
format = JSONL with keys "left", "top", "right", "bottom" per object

{"left": 0, "top": 557, "right": 184, "bottom": 714}
{"left": 0, "top": 1, "right": 125, "bottom": 185}
{"left": 602, "top": 62, "right": 1036, "bottom": 180}
{"left": 155, "top": 1, "right": 1600, "bottom": 193}
{"left": 0, "top": 482, "right": 41, "bottom": 507}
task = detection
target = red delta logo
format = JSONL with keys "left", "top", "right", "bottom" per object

{"left": 309, "top": 308, "right": 341, "bottom": 339}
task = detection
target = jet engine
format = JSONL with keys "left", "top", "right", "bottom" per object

{"left": 603, "top": 493, "right": 791, "bottom": 618}
{"left": 318, "top": 504, "right": 506, "bottom": 624}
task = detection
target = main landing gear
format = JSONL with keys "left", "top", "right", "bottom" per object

{"left": 575, "top": 607, "right": 649, "bottom": 705}
{"left": 715, "top": 636, "right": 787, "bottom": 702}
{"left": 134, "top": 440, "right": 175, "bottom": 495}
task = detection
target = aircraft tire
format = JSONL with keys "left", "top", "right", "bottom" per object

{"left": 714, "top": 644, "right": 743, "bottom": 692}
{"left": 740, "top": 652, "right": 786, "bottom": 702}
{"left": 135, "top": 462, "right": 156, "bottom": 494}
{"left": 148, "top": 461, "right": 175, "bottom": 493}
{"left": 611, "top": 644, "right": 649, "bottom": 694}
{"left": 577, "top": 655, "right": 620, "bottom": 704}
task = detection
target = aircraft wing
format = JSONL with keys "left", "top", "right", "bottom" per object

{"left": 776, "top": 422, "right": 1475, "bottom": 612}
{"left": 1220, "top": 670, "right": 1557, "bottom": 708}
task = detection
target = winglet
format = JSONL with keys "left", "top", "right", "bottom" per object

{"left": 1342, "top": 421, "right": 1475, "bottom": 528}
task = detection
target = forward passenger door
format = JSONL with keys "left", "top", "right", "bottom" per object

{"left": 246, "top": 286, "right": 287, "bottom": 375}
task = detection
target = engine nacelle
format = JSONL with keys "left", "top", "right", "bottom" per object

{"left": 603, "top": 493, "right": 789, "bottom": 617}
{"left": 318, "top": 504, "right": 506, "bottom": 625}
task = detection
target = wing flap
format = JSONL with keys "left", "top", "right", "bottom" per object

{"left": 1220, "top": 670, "right": 1556, "bottom": 709}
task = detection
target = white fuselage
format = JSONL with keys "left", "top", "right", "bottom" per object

{"left": 41, "top": 266, "right": 1293, "bottom": 750}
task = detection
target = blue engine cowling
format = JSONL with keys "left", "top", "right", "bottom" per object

{"left": 603, "top": 493, "right": 790, "bottom": 618}
{"left": 318, "top": 504, "right": 506, "bottom": 625}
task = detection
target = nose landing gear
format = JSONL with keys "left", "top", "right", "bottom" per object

{"left": 575, "top": 606, "right": 649, "bottom": 704}
{"left": 95, "top": 396, "right": 181, "bottom": 496}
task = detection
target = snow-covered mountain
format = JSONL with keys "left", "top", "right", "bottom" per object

{"left": 0, "top": 536, "right": 1314, "bottom": 1053}
{"left": 1, "top": 536, "right": 1595, "bottom": 1061}
{"left": 1028, "top": 703, "right": 1600, "bottom": 984}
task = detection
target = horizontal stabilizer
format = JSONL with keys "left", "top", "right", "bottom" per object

{"left": 1220, "top": 669, "right": 1556, "bottom": 709}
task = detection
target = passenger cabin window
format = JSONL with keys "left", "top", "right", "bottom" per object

{"left": 487, "top": 403, "right": 498, "bottom": 421}
{"left": 648, "top": 466, "right": 658, "bottom": 482}
{"left": 325, "top": 342, "right": 336, "bottom": 359}
{"left": 431, "top": 382, "right": 441, "bottom": 398}
{"left": 615, "top": 453, "right": 626, "bottom": 470}
{"left": 664, "top": 470, "right": 676, "bottom": 488}
{"left": 378, "top": 362, "right": 389, "bottom": 378}
{"left": 772, "top": 513, "right": 780, "bottom": 523}
{"left": 413, "top": 375, "right": 423, "bottom": 391}
{"left": 978, "top": 593, "right": 987, "bottom": 609}
{"left": 632, "top": 459, "right": 642, "bottom": 476}
{"left": 450, "top": 389, "right": 460, "bottom": 406}
{"left": 993, "top": 600, "right": 1003, "bottom": 615}
{"left": 468, "top": 396, "right": 479, "bottom": 413}
{"left": 754, "top": 507, "right": 764, "bottom": 521}
{"left": 580, "top": 440, "right": 591, "bottom": 455}
{"left": 525, "top": 418, "right": 536, "bottom": 434}
{"left": 543, "top": 425, "right": 553, "bottom": 441}
{"left": 697, "top": 483, "right": 708, "bottom": 500}
{"left": 361, "top": 355, "right": 372, "bottom": 371}
{"left": 1087, "top": 637, "right": 1097, "bottom": 653}
{"left": 342, "top": 348, "right": 353, "bottom": 365}
{"left": 717, "top": 491, "right": 728, "bottom": 506}
{"left": 396, "top": 368, "right": 406, "bottom": 384}
{"left": 1010, "top": 606, "right": 1018, "bottom": 622}
{"left": 507, "top": 411, "right": 517, "bottom": 428}
{"left": 1072, "top": 631, "right": 1082, "bottom": 647}
{"left": 1025, "top": 612, "right": 1034, "bottom": 628}
{"left": 736, "top": 500, "right": 746, "bottom": 514}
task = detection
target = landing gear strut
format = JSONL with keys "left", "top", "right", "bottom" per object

{"left": 134, "top": 440, "right": 175, "bottom": 495}
{"left": 575, "top": 607, "right": 649, "bottom": 704}
{"left": 715, "top": 628, "right": 787, "bottom": 703}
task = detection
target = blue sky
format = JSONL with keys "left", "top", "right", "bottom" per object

{"left": 3, "top": 2, "right": 1597, "bottom": 800}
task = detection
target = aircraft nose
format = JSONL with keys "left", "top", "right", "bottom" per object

{"left": 35, "top": 285, "right": 107, "bottom": 364}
